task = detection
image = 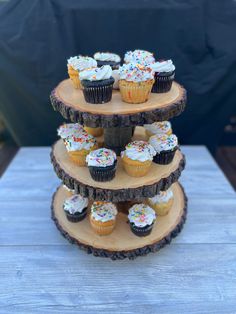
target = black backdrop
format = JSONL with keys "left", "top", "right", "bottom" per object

{"left": 0, "top": 0, "right": 235, "bottom": 152}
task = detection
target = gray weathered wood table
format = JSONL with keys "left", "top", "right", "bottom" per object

{"left": 0, "top": 146, "right": 236, "bottom": 314}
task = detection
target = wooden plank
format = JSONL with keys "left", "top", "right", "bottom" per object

{"left": 0, "top": 245, "right": 235, "bottom": 313}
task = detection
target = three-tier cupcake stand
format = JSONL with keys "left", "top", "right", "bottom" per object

{"left": 50, "top": 78, "right": 187, "bottom": 260}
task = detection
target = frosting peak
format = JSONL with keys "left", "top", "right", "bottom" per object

{"left": 124, "top": 50, "right": 155, "bottom": 65}
{"left": 67, "top": 56, "right": 97, "bottom": 71}
{"left": 90, "top": 201, "right": 117, "bottom": 222}
{"left": 121, "top": 140, "right": 156, "bottom": 162}
{"left": 79, "top": 65, "right": 113, "bottom": 81}
{"left": 86, "top": 148, "right": 117, "bottom": 167}
{"left": 128, "top": 204, "right": 156, "bottom": 227}
{"left": 149, "top": 134, "right": 178, "bottom": 153}
{"left": 63, "top": 194, "right": 88, "bottom": 214}
{"left": 119, "top": 63, "right": 154, "bottom": 82}
{"left": 94, "top": 52, "right": 121, "bottom": 63}
{"left": 150, "top": 60, "right": 175, "bottom": 73}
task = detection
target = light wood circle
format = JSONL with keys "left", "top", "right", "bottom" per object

{"left": 52, "top": 183, "right": 187, "bottom": 258}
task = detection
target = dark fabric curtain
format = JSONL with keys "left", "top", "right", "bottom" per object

{"left": 0, "top": 0, "right": 235, "bottom": 152}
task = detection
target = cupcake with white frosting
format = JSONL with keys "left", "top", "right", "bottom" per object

{"left": 149, "top": 59, "right": 175, "bottom": 93}
{"left": 57, "top": 123, "right": 84, "bottom": 140}
{"left": 64, "top": 132, "right": 98, "bottom": 166}
{"left": 63, "top": 194, "right": 89, "bottom": 222}
{"left": 94, "top": 52, "right": 121, "bottom": 69}
{"left": 121, "top": 141, "right": 156, "bottom": 177}
{"left": 86, "top": 148, "right": 117, "bottom": 182}
{"left": 79, "top": 65, "right": 114, "bottom": 104}
{"left": 119, "top": 63, "right": 154, "bottom": 104}
{"left": 128, "top": 203, "right": 156, "bottom": 237}
{"left": 67, "top": 56, "right": 97, "bottom": 89}
{"left": 124, "top": 49, "right": 155, "bottom": 66}
{"left": 89, "top": 201, "right": 118, "bottom": 235}
{"left": 144, "top": 121, "right": 172, "bottom": 138}
{"left": 147, "top": 188, "right": 174, "bottom": 216}
{"left": 149, "top": 134, "right": 178, "bottom": 165}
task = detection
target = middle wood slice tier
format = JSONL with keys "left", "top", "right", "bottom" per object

{"left": 51, "top": 138, "right": 185, "bottom": 202}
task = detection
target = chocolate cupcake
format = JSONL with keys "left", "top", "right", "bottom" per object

{"left": 79, "top": 65, "right": 114, "bottom": 104}
{"left": 86, "top": 148, "right": 117, "bottom": 182}
{"left": 150, "top": 60, "right": 175, "bottom": 93}
{"left": 94, "top": 52, "right": 121, "bottom": 70}
{"left": 149, "top": 134, "right": 178, "bottom": 165}
{"left": 128, "top": 203, "right": 156, "bottom": 237}
{"left": 63, "top": 194, "right": 88, "bottom": 222}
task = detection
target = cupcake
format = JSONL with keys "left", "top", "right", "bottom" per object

{"left": 63, "top": 194, "right": 88, "bottom": 222}
{"left": 57, "top": 123, "right": 84, "bottom": 140}
{"left": 63, "top": 185, "right": 75, "bottom": 196}
{"left": 124, "top": 49, "right": 155, "bottom": 66}
{"left": 119, "top": 63, "right": 154, "bottom": 104}
{"left": 121, "top": 141, "right": 156, "bottom": 177}
{"left": 79, "top": 65, "right": 115, "bottom": 104}
{"left": 128, "top": 203, "right": 156, "bottom": 237}
{"left": 67, "top": 56, "right": 97, "bottom": 89}
{"left": 94, "top": 52, "right": 121, "bottom": 69}
{"left": 86, "top": 148, "right": 117, "bottom": 182}
{"left": 147, "top": 188, "right": 174, "bottom": 216}
{"left": 149, "top": 60, "right": 175, "bottom": 93}
{"left": 149, "top": 134, "right": 178, "bottom": 165}
{"left": 144, "top": 121, "right": 172, "bottom": 138}
{"left": 112, "top": 69, "right": 120, "bottom": 89}
{"left": 84, "top": 126, "right": 104, "bottom": 137}
{"left": 90, "top": 201, "right": 118, "bottom": 235}
{"left": 64, "top": 132, "right": 98, "bottom": 166}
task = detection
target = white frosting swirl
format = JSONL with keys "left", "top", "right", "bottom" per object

{"left": 79, "top": 65, "right": 113, "bottom": 81}
{"left": 119, "top": 63, "right": 154, "bottom": 82}
{"left": 57, "top": 123, "right": 84, "bottom": 139}
{"left": 149, "top": 134, "right": 178, "bottom": 153}
{"left": 64, "top": 132, "right": 96, "bottom": 152}
{"left": 63, "top": 194, "right": 88, "bottom": 214}
{"left": 90, "top": 202, "right": 117, "bottom": 222}
{"left": 128, "top": 204, "right": 156, "bottom": 227}
{"left": 121, "top": 141, "right": 156, "bottom": 162}
{"left": 94, "top": 52, "right": 121, "bottom": 63}
{"left": 67, "top": 56, "right": 97, "bottom": 71}
{"left": 148, "top": 188, "right": 173, "bottom": 204}
{"left": 112, "top": 69, "right": 120, "bottom": 89}
{"left": 86, "top": 148, "right": 116, "bottom": 167}
{"left": 150, "top": 60, "right": 175, "bottom": 73}
{"left": 124, "top": 50, "right": 155, "bottom": 65}
{"left": 144, "top": 121, "right": 172, "bottom": 136}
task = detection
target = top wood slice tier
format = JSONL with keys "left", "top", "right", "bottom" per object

{"left": 50, "top": 79, "right": 187, "bottom": 128}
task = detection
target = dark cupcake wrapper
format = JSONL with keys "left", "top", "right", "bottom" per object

{"left": 152, "top": 71, "right": 175, "bottom": 93}
{"left": 153, "top": 146, "right": 178, "bottom": 165}
{"left": 81, "top": 78, "right": 114, "bottom": 104}
{"left": 96, "top": 60, "right": 120, "bottom": 70}
{"left": 130, "top": 222, "right": 154, "bottom": 237}
{"left": 64, "top": 207, "right": 87, "bottom": 222}
{"left": 88, "top": 160, "right": 117, "bottom": 182}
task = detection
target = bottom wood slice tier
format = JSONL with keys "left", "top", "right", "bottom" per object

{"left": 51, "top": 182, "right": 187, "bottom": 260}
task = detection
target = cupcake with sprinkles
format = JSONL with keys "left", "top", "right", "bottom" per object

{"left": 124, "top": 49, "right": 155, "bottom": 66}
{"left": 149, "top": 59, "right": 175, "bottom": 93}
{"left": 147, "top": 187, "right": 174, "bottom": 216}
{"left": 128, "top": 203, "right": 156, "bottom": 237}
{"left": 67, "top": 56, "right": 97, "bottom": 89}
{"left": 119, "top": 63, "right": 154, "bottom": 104}
{"left": 64, "top": 132, "right": 98, "bottom": 166}
{"left": 57, "top": 123, "right": 84, "bottom": 141}
{"left": 144, "top": 121, "right": 172, "bottom": 138}
{"left": 94, "top": 52, "right": 121, "bottom": 69}
{"left": 86, "top": 148, "right": 117, "bottom": 182}
{"left": 79, "top": 65, "right": 115, "bottom": 104}
{"left": 90, "top": 201, "right": 118, "bottom": 235}
{"left": 121, "top": 141, "right": 156, "bottom": 177}
{"left": 149, "top": 134, "right": 178, "bottom": 165}
{"left": 63, "top": 194, "right": 89, "bottom": 222}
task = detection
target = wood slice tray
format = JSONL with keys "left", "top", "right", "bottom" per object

{"left": 51, "top": 136, "right": 186, "bottom": 202}
{"left": 50, "top": 79, "right": 186, "bottom": 128}
{"left": 51, "top": 183, "right": 187, "bottom": 260}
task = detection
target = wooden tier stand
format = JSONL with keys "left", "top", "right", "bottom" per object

{"left": 51, "top": 183, "right": 187, "bottom": 260}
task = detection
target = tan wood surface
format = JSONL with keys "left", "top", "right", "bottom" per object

{"left": 53, "top": 183, "right": 185, "bottom": 251}
{"left": 56, "top": 79, "right": 185, "bottom": 115}
{"left": 53, "top": 139, "right": 184, "bottom": 191}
